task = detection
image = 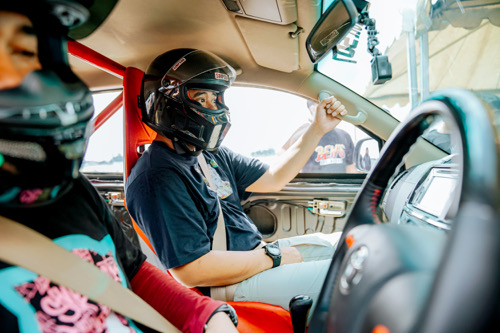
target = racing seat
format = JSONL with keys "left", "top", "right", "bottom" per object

{"left": 123, "top": 66, "right": 293, "bottom": 333}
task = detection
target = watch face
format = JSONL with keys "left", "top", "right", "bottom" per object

{"left": 267, "top": 245, "right": 280, "bottom": 256}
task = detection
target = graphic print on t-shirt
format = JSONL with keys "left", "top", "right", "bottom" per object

{"left": 199, "top": 160, "right": 233, "bottom": 199}
{"left": 0, "top": 234, "right": 143, "bottom": 333}
{"left": 301, "top": 129, "right": 354, "bottom": 173}
{"left": 314, "top": 143, "right": 346, "bottom": 166}
{"left": 210, "top": 166, "right": 233, "bottom": 199}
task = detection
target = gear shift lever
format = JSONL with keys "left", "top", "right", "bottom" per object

{"left": 289, "top": 295, "right": 313, "bottom": 333}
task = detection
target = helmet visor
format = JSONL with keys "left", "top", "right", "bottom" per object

{"left": 161, "top": 50, "right": 236, "bottom": 88}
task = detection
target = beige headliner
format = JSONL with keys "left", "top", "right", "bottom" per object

{"left": 69, "top": 0, "right": 404, "bottom": 144}
{"left": 69, "top": 0, "right": 448, "bottom": 166}
{"left": 71, "top": 0, "right": 320, "bottom": 93}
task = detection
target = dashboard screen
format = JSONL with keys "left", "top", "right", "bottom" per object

{"left": 413, "top": 173, "right": 457, "bottom": 218}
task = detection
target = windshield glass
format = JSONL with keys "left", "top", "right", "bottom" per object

{"left": 318, "top": 0, "right": 500, "bottom": 121}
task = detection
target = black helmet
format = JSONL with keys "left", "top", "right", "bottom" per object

{"left": 2, "top": 0, "right": 118, "bottom": 40}
{"left": 143, "top": 49, "right": 236, "bottom": 155}
{"left": 0, "top": 0, "right": 117, "bottom": 206}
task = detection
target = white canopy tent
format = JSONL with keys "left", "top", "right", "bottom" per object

{"left": 364, "top": 0, "right": 500, "bottom": 108}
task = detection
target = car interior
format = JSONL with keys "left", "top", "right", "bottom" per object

{"left": 66, "top": 0, "right": 500, "bottom": 332}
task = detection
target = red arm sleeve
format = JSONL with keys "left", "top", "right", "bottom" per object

{"left": 130, "top": 261, "right": 225, "bottom": 333}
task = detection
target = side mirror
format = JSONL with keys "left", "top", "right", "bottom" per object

{"left": 354, "top": 137, "right": 379, "bottom": 172}
{"left": 305, "top": 0, "right": 360, "bottom": 64}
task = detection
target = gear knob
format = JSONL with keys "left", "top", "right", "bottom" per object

{"left": 289, "top": 295, "right": 313, "bottom": 333}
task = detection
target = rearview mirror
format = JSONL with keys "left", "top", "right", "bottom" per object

{"left": 306, "top": 0, "right": 360, "bottom": 64}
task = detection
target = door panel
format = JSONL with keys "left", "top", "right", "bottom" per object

{"left": 244, "top": 180, "right": 363, "bottom": 241}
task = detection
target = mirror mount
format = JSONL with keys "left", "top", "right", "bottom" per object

{"left": 306, "top": 0, "right": 392, "bottom": 84}
{"left": 359, "top": 12, "right": 393, "bottom": 84}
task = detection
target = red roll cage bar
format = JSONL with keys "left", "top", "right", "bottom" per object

{"left": 67, "top": 40, "right": 124, "bottom": 132}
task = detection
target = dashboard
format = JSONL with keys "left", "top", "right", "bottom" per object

{"left": 382, "top": 155, "right": 459, "bottom": 231}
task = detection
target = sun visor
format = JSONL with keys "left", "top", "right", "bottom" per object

{"left": 235, "top": 16, "right": 299, "bottom": 73}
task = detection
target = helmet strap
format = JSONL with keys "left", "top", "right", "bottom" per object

{"left": 173, "top": 138, "right": 203, "bottom": 157}
{"left": 34, "top": 19, "right": 78, "bottom": 83}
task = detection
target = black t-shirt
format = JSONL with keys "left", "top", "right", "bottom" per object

{"left": 0, "top": 174, "right": 147, "bottom": 332}
{"left": 125, "top": 142, "right": 268, "bottom": 270}
{"left": 302, "top": 128, "right": 354, "bottom": 173}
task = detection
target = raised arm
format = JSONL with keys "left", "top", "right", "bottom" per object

{"left": 247, "top": 96, "right": 347, "bottom": 192}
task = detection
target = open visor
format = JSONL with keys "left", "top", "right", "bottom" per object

{"left": 161, "top": 50, "right": 236, "bottom": 88}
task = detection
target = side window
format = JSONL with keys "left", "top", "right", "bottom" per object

{"left": 224, "top": 87, "right": 379, "bottom": 174}
{"left": 81, "top": 91, "right": 124, "bottom": 173}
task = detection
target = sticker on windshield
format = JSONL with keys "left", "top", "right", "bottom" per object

{"left": 333, "top": 25, "right": 362, "bottom": 63}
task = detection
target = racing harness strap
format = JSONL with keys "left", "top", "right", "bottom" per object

{"left": 197, "top": 154, "right": 239, "bottom": 301}
{"left": 0, "top": 215, "right": 180, "bottom": 333}
{"left": 198, "top": 154, "right": 227, "bottom": 251}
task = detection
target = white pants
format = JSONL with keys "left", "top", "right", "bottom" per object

{"left": 233, "top": 232, "right": 341, "bottom": 321}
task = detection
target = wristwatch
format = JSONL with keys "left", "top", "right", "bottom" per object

{"left": 204, "top": 304, "right": 238, "bottom": 331}
{"left": 264, "top": 241, "right": 281, "bottom": 268}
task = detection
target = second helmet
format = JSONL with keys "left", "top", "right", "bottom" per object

{"left": 143, "top": 49, "right": 236, "bottom": 155}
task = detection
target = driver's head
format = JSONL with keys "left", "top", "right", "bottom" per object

{"left": 142, "top": 48, "right": 236, "bottom": 156}
{"left": 0, "top": 1, "right": 117, "bottom": 207}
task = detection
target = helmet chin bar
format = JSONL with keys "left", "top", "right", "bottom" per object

{"left": 207, "top": 124, "right": 223, "bottom": 148}
{"left": 0, "top": 69, "right": 92, "bottom": 203}
{"left": 0, "top": 152, "right": 79, "bottom": 207}
{"left": 161, "top": 99, "right": 229, "bottom": 154}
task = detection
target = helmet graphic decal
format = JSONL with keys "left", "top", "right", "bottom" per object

{"left": 171, "top": 58, "right": 187, "bottom": 71}
{"left": 215, "top": 72, "right": 229, "bottom": 81}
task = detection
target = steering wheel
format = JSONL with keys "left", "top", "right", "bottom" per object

{"left": 309, "top": 89, "right": 500, "bottom": 333}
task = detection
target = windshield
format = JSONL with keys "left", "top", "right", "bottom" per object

{"left": 318, "top": 0, "right": 500, "bottom": 121}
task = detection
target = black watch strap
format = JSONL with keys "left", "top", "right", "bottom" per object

{"left": 204, "top": 304, "right": 238, "bottom": 331}
{"left": 264, "top": 241, "right": 281, "bottom": 268}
